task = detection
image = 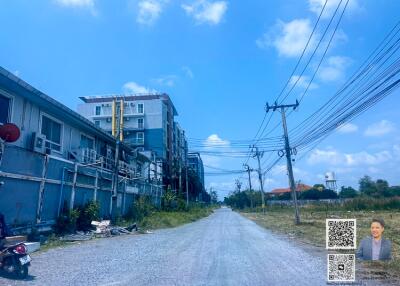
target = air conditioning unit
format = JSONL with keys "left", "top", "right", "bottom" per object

{"left": 125, "top": 117, "right": 130, "bottom": 121}
{"left": 31, "top": 132, "right": 46, "bottom": 154}
{"left": 106, "top": 117, "right": 111, "bottom": 123}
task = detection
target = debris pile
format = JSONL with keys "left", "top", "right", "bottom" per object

{"left": 59, "top": 220, "right": 138, "bottom": 241}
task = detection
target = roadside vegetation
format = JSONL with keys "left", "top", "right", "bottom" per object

{"left": 33, "top": 189, "right": 218, "bottom": 252}
{"left": 118, "top": 189, "right": 218, "bottom": 230}
{"left": 224, "top": 175, "right": 400, "bottom": 278}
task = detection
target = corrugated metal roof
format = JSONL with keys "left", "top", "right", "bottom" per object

{"left": 0, "top": 66, "right": 116, "bottom": 145}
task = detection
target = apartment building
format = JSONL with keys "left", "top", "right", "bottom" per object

{"left": 187, "top": 152, "right": 205, "bottom": 189}
{"left": 77, "top": 94, "right": 187, "bottom": 188}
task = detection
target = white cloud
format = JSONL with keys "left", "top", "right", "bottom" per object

{"left": 54, "top": 0, "right": 96, "bottom": 14}
{"left": 337, "top": 123, "right": 358, "bottom": 133}
{"left": 317, "top": 56, "right": 351, "bottom": 82}
{"left": 182, "top": 0, "right": 228, "bottom": 25}
{"left": 204, "top": 134, "right": 230, "bottom": 147}
{"left": 200, "top": 134, "right": 231, "bottom": 167}
{"left": 307, "top": 148, "right": 391, "bottom": 167}
{"left": 308, "top": 0, "right": 361, "bottom": 19}
{"left": 364, "top": 120, "right": 395, "bottom": 137}
{"left": 393, "top": 144, "right": 400, "bottom": 159}
{"left": 152, "top": 75, "right": 178, "bottom": 87}
{"left": 257, "top": 18, "right": 316, "bottom": 58}
{"left": 271, "top": 164, "right": 287, "bottom": 176}
{"left": 122, "top": 81, "right": 156, "bottom": 94}
{"left": 55, "top": 0, "right": 94, "bottom": 8}
{"left": 289, "top": 75, "right": 318, "bottom": 90}
{"left": 137, "top": 0, "right": 165, "bottom": 25}
{"left": 182, "top": 66, "right": 194, "bottom": 79}
{"left": 345, "top": 151, "right": 391, "bottom": 166}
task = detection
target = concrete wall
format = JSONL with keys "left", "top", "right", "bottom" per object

{"left": 0, "top": 145, "right": 163, "bottom": 226}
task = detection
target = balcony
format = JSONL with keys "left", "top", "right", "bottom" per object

{"left": 91, "top": 111, "right": 144, "bottom": 119}
{"left": 127, "top": 138, "right": 145, "bottom": 146}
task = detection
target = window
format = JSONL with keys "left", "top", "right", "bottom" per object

{"left": 95, "top": 106, "right": 101, "bottom": 116}
{"left": 94, "top": 120, "right": 100, "bottom": 127}
{"left": 0, "top": 94, "right": 11, "bottom": 125}
{"left": 137, "top": 103, "right": 144, "bottom": 114}
{"left": 137, "top": 132, "right": 144, "bottom": 144}
{"left": 138, "top": 118, "right": 144, "bottom": 129}
{"left": 41, "top": 115, "right": 62, "bottom": 152}
{"left": 80, "top": 134, "right": 94, "bottom": 150}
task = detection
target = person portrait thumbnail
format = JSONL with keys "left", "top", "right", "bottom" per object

{"left": 356, "top": 218, "right": 392, "bottom": 261}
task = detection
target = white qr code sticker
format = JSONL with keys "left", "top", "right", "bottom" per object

{"left": 327, "top": 254, "right": 355, "bottom": 282}
{"left": 326, "top": 219, "right": 356, "bottom": 249}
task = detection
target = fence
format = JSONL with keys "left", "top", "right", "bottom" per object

{"left": 0, "top": 144, "right": 162, "bottom": 229}
{"left": 267, "top": 199, "right": 348, "bottom": 206}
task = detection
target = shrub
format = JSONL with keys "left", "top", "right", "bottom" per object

{"left": 128, "top": 196, "right": 155, "bottom": 223}
{"left": 76, "top": 201, "right": 100, "bottom": 231}
{"left": 343, "top": 197, "right": 400, "bottom": 210}
{"left": 54, "top": 208, "right": 80, "bottom": 235}
{"left": 162, "top": 188, "right": 176, "bottom": 211}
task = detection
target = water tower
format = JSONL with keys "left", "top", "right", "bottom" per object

{"left": 325, "top": 172, "right": 338, "bottom": 193}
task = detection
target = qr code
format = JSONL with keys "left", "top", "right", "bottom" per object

{"left": 326, "top": 219, "right": 356, "bottom": 249}
{"left": 327, "top": 254, "right": 355, "bottom": 282}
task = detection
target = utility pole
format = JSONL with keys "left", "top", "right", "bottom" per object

{"left": 183, "top": 131, "right": 189, "bottom": 207}
{"left": 111, "top": 99, "right": 123, "bottom": 221}
{"left": 266, "top": 100, "right": 301, "bottom": 224}
{"left": 243, "top": 163, "right": 254, "bottom": 209}
{"left": 251, "top": 145, "right": 266, "bottom": 214}
{"left": 235, "top": 179, "right": 242, "bottom": 192}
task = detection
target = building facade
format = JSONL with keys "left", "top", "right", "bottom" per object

{"left": 77, "top": 94, "right": 187, "bottom": 190}
{"left": 187, "top": 152, "right": 205, "bottom": 189}
{"left": 0, "top": 67, "right": 162, "bottom": 228}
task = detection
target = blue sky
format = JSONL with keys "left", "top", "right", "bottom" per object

{"left": 1, "top": 0, "right": 400, "bottom": 200}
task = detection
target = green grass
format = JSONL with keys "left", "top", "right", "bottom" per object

{"left": 240, "top": 206, "right": 400, "bottom": 278}
{"left": 120, "top": 205, "right": 217, "bottom": 230}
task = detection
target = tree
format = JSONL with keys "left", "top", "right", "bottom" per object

{"left": 376, "top": 179, "right": 389, "bottom": 196}
{"left": 313, "top": 184, "right": 325, "bottom": 191}
{"left": 387, "top": 186, "right": 400, "bottom": 197}
{"left": 299, "top": 188, "right": 338, "bottom": 200}
{"left": 359, "top": 175, "right": 378, "bottom": 197}
{"left": 339, "top": 186, "right": 358, "bottom": 198}
{"left": 209, "top": 189, "right": 218, "bottom": 204}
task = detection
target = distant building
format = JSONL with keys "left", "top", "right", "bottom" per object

{"left": 270, "top": 184, "right": 312, "bottom": 197}
{"left": 187, "top": 152, "right": 205, "bottom": 188}
{"left": 77, "top": 94, "right": 187, "bottom": 187}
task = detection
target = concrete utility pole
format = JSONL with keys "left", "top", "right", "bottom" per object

{"left": 266, "top": 101, "right": 301, "bottom": 224}
{"left": 111, "top": 99, "right": 123, "bottom": 221}
{"left": 183, "top": 131, "right": 189, "bottom": 207}
{"left": 243, "top": 163, "right": 254, "bottom": 209}
{"left": 235, "top": 179, "right": 242, "bottom": 192}
{"left": 251, "top": 145, "right": 266, "bottom": 214}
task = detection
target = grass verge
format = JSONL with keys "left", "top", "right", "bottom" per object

{"left": 119, "top": 205, "right": 217, "bottom": 230}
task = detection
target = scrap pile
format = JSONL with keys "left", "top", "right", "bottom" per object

{"left": 60, "top": 220, "right": 138, "bottom": 242}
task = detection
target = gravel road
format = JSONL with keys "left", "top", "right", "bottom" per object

{"left": 0, "top": 207, "right": 357, "bottom": 285}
